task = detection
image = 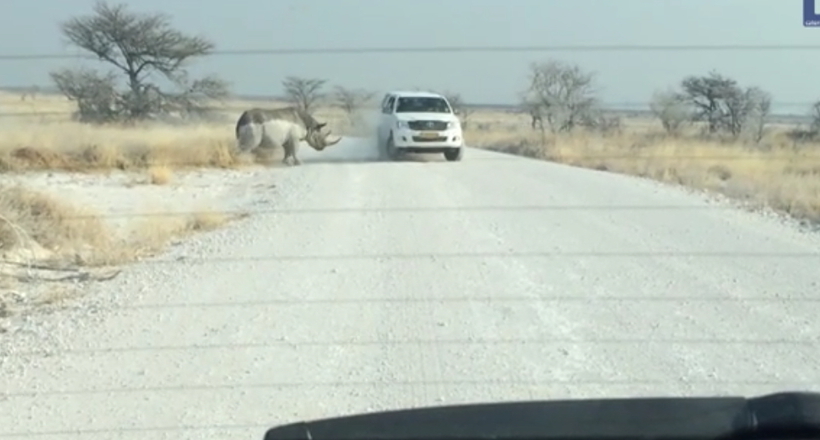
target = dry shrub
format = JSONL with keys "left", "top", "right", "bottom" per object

{"left": 0, "top": 185, "right": 123, "bottom": 266}
{"left": 148, "top": 165, "right": 173, "bottom": 185}
{"left": 0, "top": 186, "right": 241, "bottom": 269}
{"left": 466, "top": 122, "right": 820, "bottom": 223}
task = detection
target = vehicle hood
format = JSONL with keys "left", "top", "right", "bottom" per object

{"left": 264, "top": 391, "right": 820, "bottom": 440}
{"left": 394, "top": 112, "right": 459, "bottom": 123}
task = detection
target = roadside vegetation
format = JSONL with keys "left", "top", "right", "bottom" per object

{"left": 462, "top": 61, "right": 820, "bottom": 224}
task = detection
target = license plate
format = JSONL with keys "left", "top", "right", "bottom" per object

{"left": 418, "top": 131, "right": 439, "bottom": 139}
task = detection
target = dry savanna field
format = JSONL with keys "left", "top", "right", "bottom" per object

{"left": 0, "top": 89, "right": 818, "bottom": 321}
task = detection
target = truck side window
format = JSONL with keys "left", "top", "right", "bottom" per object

{"left": 383, "top": 97, "right": 395, "bottom": 114}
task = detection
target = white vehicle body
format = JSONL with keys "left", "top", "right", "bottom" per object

{"left": 376, "top": 91, "right": 464, "bottom": 161}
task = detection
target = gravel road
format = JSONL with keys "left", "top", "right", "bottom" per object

{"left": 2, "top": 139, "right": 820, "bottom": 439}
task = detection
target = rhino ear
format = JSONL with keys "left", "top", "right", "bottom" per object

{"left": 317, "top": 122, "right": 327, "bottom": 130}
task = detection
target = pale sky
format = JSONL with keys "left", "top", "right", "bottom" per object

{"left": 0, "top": 0, "right": 813, "bottom": 113}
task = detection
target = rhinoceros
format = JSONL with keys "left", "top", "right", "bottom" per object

{"left": 235, "top": 107, "right": 342, "bottom": 166}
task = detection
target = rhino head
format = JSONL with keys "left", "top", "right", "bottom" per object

{"left": 296, "top": 109, "right": 342, "bottom": 151}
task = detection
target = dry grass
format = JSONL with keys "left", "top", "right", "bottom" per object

{"left": 0, "top": 184, "right": 114, "bottom": 266}
{"left": 0, "top": 91, "right": 239, "bottom": 173}
{"left": 0, "top": 121, "right": 243, "bottom": 173}
{"left": 0, "top": 91, "right": 360, "bottom": 174}
{"left": 3, "top": 89, "right": 819, "bottom": 225}
{"left": 0, "top": 185, "right": 240, "bottom": 269}
{"left": 465, "top": 113, "right": 820, "bottom": 223}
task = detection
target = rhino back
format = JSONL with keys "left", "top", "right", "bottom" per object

{"left": 237, "top": 107, "right": 301, "bottom": 127}
{"left": 262, "top": 107, "right": 302, "bottom": 124}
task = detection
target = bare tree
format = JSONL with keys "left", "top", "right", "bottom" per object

{"left": 735, "top": 86, "right": 771, "bottom": 143}
{"left": 282, "top": 76, "right": 327, "bottom": 113}
{"left": 747, "top": 88, "right": 772, "bottom": 143}
{"left": 519, "top": 93, "right": 544, "bottom": 131}
{"left": 50, "top": 69, "right": 122, "bottom": 123}
{"left": 525, "top": 60, "right": 599, "bottom": 134}
{"left": 441, "top": 91, "right": 474, "bottom": 128}
{"left": 723, "top": 86, "right": 752, "bottom": 137}
{"left": 333, "top": 86, "right": 375, "bottom": 120}
{"left": 649, "top": 87, "right": 691, "bottom": 135}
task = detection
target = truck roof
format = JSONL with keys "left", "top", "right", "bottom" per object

{"left": 387, "top": 90, "right": 445, "bottom": 99}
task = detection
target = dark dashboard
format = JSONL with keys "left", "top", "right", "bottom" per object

{"left": 264, "top": 391, "right": 820, "bottom": 440}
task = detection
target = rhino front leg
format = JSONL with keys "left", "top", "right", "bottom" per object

{"left": 283, "top": 137, "right": 301, "bottom": 166}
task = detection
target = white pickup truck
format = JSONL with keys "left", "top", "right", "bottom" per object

{"left": 376, "top": 91, "right": 464, "bottom": 162}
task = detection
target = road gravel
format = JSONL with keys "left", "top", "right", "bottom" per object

{"left": 2, "top": 139, "right": 819, "bottom": 439}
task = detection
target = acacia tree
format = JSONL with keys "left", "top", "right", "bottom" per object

{"left": 679, "top": 71, "right": 737, "bottom": 134}
{"left": 282, "top": 76, "right": 327, "bottom": 113}
{"left": 679, "top": 70, "right": 771, "bottom": 139}
{"left": 50, "top": 1, "right": 229, "bottom": 123}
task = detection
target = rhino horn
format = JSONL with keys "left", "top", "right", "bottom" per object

{"left": 324, "top": 130, "right": 342, "bottom": 147}
{"left": 305, "top": 126, "right": 342, "bottom": 151}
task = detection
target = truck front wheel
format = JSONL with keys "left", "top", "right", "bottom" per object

{"left": 444, "top": 148, "right": 463, "bottom": 162}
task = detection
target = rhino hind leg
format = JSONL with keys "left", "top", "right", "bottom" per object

{"left": 281, "top": 138, "right": 292, "bottom": 166}
{"left": 236, "top": 124, "right": 262, "bottom": 153}
{"left": 292, "top": 137, "right": 301, "bottom": 165}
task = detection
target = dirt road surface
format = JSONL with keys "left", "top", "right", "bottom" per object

{"left": 2, "top": 139, "right": 819, "bottom": 439}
